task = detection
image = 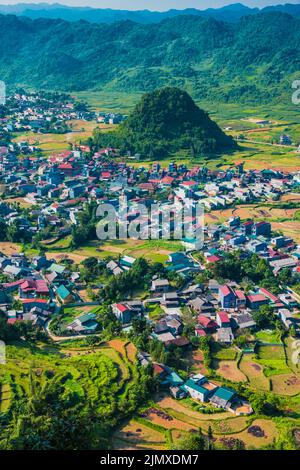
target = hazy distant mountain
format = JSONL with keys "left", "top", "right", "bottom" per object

{"left": 0, "top": 11, "right": 298, "bottom": 106}
{"left": 0, "top": 3, "right": 300, "bottom": 24}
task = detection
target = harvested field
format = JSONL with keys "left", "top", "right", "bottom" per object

{"left": 213, "top": 360, "right": 247, "bottom": 383}
{"left": 271, "top": 221, "right": 300, "bottom": 243}
{"left": 239, "top": 355, "right": 270, "bottom": 391}
{"left": 271, "top": 374, "right": 300, "bottom": 396}
{"left": 143, "top": 410, "right": 196, "bottom": 431}
{"left": 125, "top": 342, "right": 137, "bottom": 363}
{"left": 222, "top": 419, "right": 278, "bottom": 449}
{"left": 108, "top": 339, "right": 127, "bottom": 356}
{"left": 0, "top": 242, "right": 22, "bottom": 256}
{"left": 114, "top": 420, "right": 165, "bottom": 445}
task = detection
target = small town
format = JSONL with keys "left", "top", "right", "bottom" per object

{"left": 0, "top": 87, "right": 299, "bottom": 451}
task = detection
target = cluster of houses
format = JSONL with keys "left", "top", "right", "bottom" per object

{"left": 0, "top": 91, "right": 95, "bottom": 136}
{"left": 147, "top": 364, "right": 253, "bottom": 415}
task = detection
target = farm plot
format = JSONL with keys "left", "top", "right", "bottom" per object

{"left": 213, "top": 360, "right": 247, "bottom": 383}
{"left": 211, "top": 344, "right": 238, "bottom": 361}
{"left": 113, "top": 419, "right": 166, "bottom": 449}
{"left": 256, "top": 345, "right": 291, "bottom": 377}
{"left": 270, "top": 374, "right": 300, "bottom": 396}
{"left": 239, "top": 354, "right": 270, "bottom": 391}
{"left": 220, "top": 419, "right": 278, "bottom": 450}
{"left": 141, "top": 408, "right": 196, "bottom": 431}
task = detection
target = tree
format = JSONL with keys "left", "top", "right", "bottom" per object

{"left": 252, "top": 305, "right": 277, "bottom": 329}
{"left": 174, "top": 428, "right": 206, "bottom": 451}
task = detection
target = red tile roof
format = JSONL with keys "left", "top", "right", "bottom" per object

{"left": 197, "top": 315, "right": 217, "bottom": 329}
{"left": 115, "top": 303, "right": 128, "bottom": 313}
{"left": 217, "top": 311, "right": 230, "bottom": 323}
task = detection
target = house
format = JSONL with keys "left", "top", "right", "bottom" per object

{"left": 19, "top": 279, "right": 50, "bottom": 299}
{"left": 270, "top": 257, "right": 297, "bottom": 275}
{"left": 231, "top": 313, "right": 256, "bottom": 330}
{"left": 165, "top": 336, "right": 190, "bottom": 349}
{"left": 67, "top": 313, "right": 98, "bottom": 334}
{"left": 247, "top": 240, "right": 268, "bottom": 253}
{"left": 32, "top": 255, "right": 49, "bottom": 270}
{"left": 183, "top": 375, "right": 218, "bottom": 402}
{"left": 216, "top": 311, "right": 231, "bottom": 328}
{"left": 241, "top": 220, "right": 254, "bottom": 235}
{"left": 162, "top": 292, "right": 180, "bottom": 307}
{"left": 49, "top": 263, "right": 66, "bottom": 276}
{"left": 151, "top": 279, "right": 169, "bottom": 293}
{"left": 56, "top": 285, "right": 74, "bottom": 305}
{"left": 210, "top": 386, "right": 237, "bottom": 409}
{"left": 197, "top": 315, "right": 217, "bottom": 332}
{"left": 208, "top": 279, "right": 221, "bottom": 294}
{"left": 235, "top": 290, "right": 247, "bottom": 309}
{"left": 219, "top": 285, "right": 236, "bottom": 309}
{"left": 112, "top": 303, "right": 140, "bottom": 324}
{"left": 247, "top": 294, "right": 268, "bottom": 310}
{"left": 22, "top": 298, "right": 49, "bottom": 313}
{"left": 120, "top": 255, "right": 136, "bottom": 269}
{"left": 195, "top": 327, "right": 207, "bottom": 337}
{"left": 155, "top": 331, "right": 176, "bottom": 344}
{"left": 106, "top": 260, "right": 123, "bottom": 276}
{"left": 3, "top": 265, "right": 23, "bottom": 279}
{"left": 217, "top": 327, "right": 234, "bottom": 345}
{"left": 258, "top": 287, "right": 284, "bottom": 308}
{"left": 279, "top": 309, "right": 300, "bottom": 334}
{"left": 188, "top": 297, "right": 215, "bottom": 314}
{"left": 170, "top": 386, "right": 187, "bottom": 399}
{"left": 161, "top": 369, "right": 185, "bottom": 387}
{"left": 183, "top": 378, "right": 211, "bottom": 402}
{"left": 252, "top": 221, "right": 271, "bottom": 237}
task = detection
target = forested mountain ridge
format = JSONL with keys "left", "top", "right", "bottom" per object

{"left": 93, "top": 87, "right": 237, "bottom": 157}
{"left": 0, "top": 3, "right": 300, "bottom": 24}
{"left": 0, "top": 11, "right": 299, "bottom": 104}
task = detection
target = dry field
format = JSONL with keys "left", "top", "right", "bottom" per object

{"left": 270, "top": 374, "right": 300, "bottom": 396}
{"left": 113, "top": 420, "right": 165, "bottom": 448}
{"left": 0, "top": 242, "right": 22, "bottom": 256}
{"left": 213, "top": 360, "right": 247, "bottom": 383}
{"left": 221, "top": 419, "right": 278, "bottom": 450}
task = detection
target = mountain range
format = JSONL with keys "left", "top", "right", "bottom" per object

{"left": 0, "top": 11, "right": 299, "bottom": 104}
{"left": 0, "top": 3, "right": 300, "bottom": 24}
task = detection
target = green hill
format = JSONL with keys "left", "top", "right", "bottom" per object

{"left": 93, "top": 87, "right": 236, "bottom": 158}
{"left": 0, "top": 12, "right": 299, "bottom": 104}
